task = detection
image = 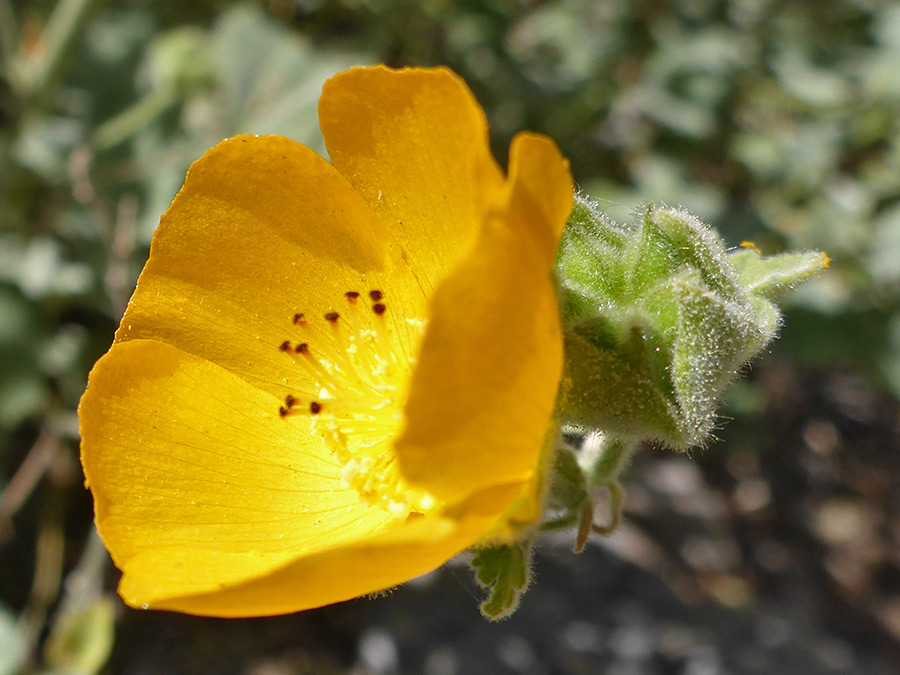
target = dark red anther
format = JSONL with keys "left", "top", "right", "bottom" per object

{"left": 325, "top": 311, "right": 340, "bottom": 323}
{"left": 310, "top": 401, "right": 321, "bottom": 414}
{"left": 278, "top": 406, "right": 288, "bottom": 418}
{"left": 345, "top": 291, "right": 360, "bottom": 302}
{"left": 293, "top": 313, "right": 305, "bottom": 325}
{"left": 368, "top": 290, "right": 383, "bottom": 301}
{"left": 285, "top": 395, "right": 296, "bottom": 408}
{"left": 279, "top": 341, "right": 292, "bottom": 352}
{"left": 372, "top": 303, "right": 386, "bottom": 315}
{"left": 295, "top": 342, "right": 309, "bottom": 354}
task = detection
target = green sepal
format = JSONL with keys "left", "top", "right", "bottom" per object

{"left": 547, "top": 444, "right": 588, "bottom": 512}
{"left": 470, "top": 542, "right": 533, "bottom": 621}
{"left": 580, "top": 435, "right": 638, "bottom": 488}
{"left": 558, "top": 198, "right": 629, "bottom": 305}
{"left": 669, "top": 276, "right": 769, "bottom": 446}
{"left": 730, "top": 247, "right": 830, "bottom": 299}
{"left": 634, "top": 206, "right": 744, "bottom": 300}
{"left": 561, "top": 330, "right": 680, "bottom": 441}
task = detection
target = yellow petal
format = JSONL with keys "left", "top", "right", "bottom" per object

{"left": 319, "top": 66, "right": 505, "bottom": 294}
{"left": 396, "top": 132, "right": 573, "bottom": 505}
{"left": 113, "top": 135, "right": 421, "bottom": 401}
{"left": 80, "top": 67, "right": 575, "bottom": 617}
{"left": 80, "top": 339, "right": 490, "bottom": 615}
{"left": 125, "top": 488, "right": 523, "bottom": 616}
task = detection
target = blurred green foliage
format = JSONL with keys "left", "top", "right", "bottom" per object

{"left": 1, "top": 0, "right": 898, "bottom": 671}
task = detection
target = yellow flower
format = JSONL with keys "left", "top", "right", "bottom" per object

{"left": 78, "top": 66, "right": 573, "bottom": 617}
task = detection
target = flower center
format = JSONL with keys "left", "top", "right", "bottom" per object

{"left": 277, "top": 289, "right": 433, "bottom": 518}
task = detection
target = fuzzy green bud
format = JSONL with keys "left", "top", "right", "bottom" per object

{"left": 556, "top": 195, "right": 827, "bottom": 449}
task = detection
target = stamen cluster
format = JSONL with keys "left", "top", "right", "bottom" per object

{"left": 276, "top": 288, "right": 432, "bottom": 518}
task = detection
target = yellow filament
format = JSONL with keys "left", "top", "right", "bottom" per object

{"left": 281, "top": 292, "right": 432, "bottom": 517}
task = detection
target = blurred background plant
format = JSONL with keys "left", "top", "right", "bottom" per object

{"left": 1, "top": 0, "right": 898, "bottom": 673}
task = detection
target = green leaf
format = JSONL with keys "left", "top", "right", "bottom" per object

{"left": 470, "top": 542, "right": 533, "bottom": 621}
{"left": 44, "top": 598, "right": 116, "bottom": 675}
{"left": 209, "top": 4, "right": 363, "bottom": 140}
